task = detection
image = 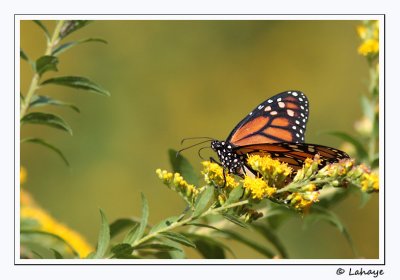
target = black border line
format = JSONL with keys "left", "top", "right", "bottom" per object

{"left": 15, "top": 14, "right": 386, "bottom": 266}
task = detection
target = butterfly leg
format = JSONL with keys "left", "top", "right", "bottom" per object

{"left": 209, "top": 157, "right": 228, "bottom": 188}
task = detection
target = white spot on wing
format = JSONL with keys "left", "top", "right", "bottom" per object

{"left": 278, "top": 102, "right": 285, "bottom": 108}
{"left": 264, "top": 106, "right": 271, "bottom": 111}
{"left": 287, "top": 109, "right": 294, "bottom": 116}
{"left": 267, "top": 99, "right": 273, "bottom": 103}
{"left": 292, "top": 92, "right": 298, "bottom": 96}
{"left": 270, "top": 111, "right": 278, "bottom": 115}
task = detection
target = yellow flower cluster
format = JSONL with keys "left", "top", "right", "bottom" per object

{"left": 357, "top": 20, "right": 379, "bottom": 56}
{"left": 156, "top": 169, "right": 199, "bottom": 201}
{"left": 247, "top": 154, "right": 292, "bottom": 186}
{"left": 21, "top": 204, "right": 94, "bottom": 258}
{"left": 20, "top": 168, "right": 94, "bottom": 258}
{"left": 360, "top": 172, "right": 379, "bottom": 193}
{"left": 201, "top": 161, "right": 238, "bottom": 189}
{"left": 242, "top": 176, "right": 276, "bottom": 200}
{"left": 20, "top": 166, "right": 27, "bottom": 185}
{"left": 286, "top": 191, "right": 319, "bottom": 213}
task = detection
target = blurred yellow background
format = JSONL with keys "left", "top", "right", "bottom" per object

{"left": 20, "top": 20, "right": 379, "bottom": 259}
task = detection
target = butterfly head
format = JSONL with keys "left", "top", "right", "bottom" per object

{"left": 211, "top": 140, "right": 244, "bottom": 174}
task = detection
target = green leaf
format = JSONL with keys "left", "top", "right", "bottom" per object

{"left": 225, "top": 185, "right": 244, "bottom": 205}
{"left": 221, "top": 229, "right": 275, "bottom": 258}
{"left": 21, "top": 137, "right": 69, "bottom": 166}
{"left": 264, "top": 203, "right": 295, "bottom": 230}
{"left": 122, "top": 224, "right": 139, "bottom": 244}
{"left": 160, "top": 232, "right": 196, "bottom": 248}
{"left": 30, "top": 95, "right": 80, "bottom": 113}
{"left": 109, "top": 218, "right": 138, "bottom": 239}
{"left": 111, "top": 243, "right": 134, "bottom": 257}
{"left": 20, "top": 230, "right": 79, "bottom": 257}
{"left": 317, "top": 188, "right": 349, "bottom": 208}
{"left": 41, "top": 76, "right": 110, "bottom": 97}
{"left": 323, "top": 131, "right": 368, "bottom": 161}
{"left": 20, "top": 49, "right": 29, "bottom": 61}
{"left": 59, "top": 20, "right": 92, "bottom": 39}
{"left": 50, "top": 248, "right": 64, "bottom": 259}
{"left": 304, "top": 206, "right": 358, "bottom": 257}
{"left": 21, "top": 112, "right": 73, "bottom": 135}
{"left": 129, "top": 193, "right": 149, "bottom": 245}
{"left": 92, "top": 209, "right": 110, "bottom": 259}
{"left": 193, "top": 186, "right": 214, "bottom": 217}
{"left": 168, "top": 149, "right": 199, "bottom": 185}
{"left": 35, "top": 55, "right": 59, "bottom": 76}
{"left": 161, "top": 239, "right": 186, "bottom": 259}
{"left": 221, "top": 212, "right": 248, "bottom": 228}
{"left": 149, "top": 216, "right": 179, "bottom": 234}
{"left": 33, "top": 20, "right": 50, "bottom": 40}
{"left": 183, "top": 233, "right": 231, "bottom": 258}
{"left": 251, "top": 223, "right": 289, "bottom": 258}
{"left": 134, "top": 242, "right": 182, "bottom": 252}
{"left": 52, "top": 38, "right": 108, "bottom": 56}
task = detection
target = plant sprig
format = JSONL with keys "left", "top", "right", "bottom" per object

{"left": 20, "top": 20, "right": 109, "bottom": 166}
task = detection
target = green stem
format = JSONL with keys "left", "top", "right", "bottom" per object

{"left": 131, "top": 199, "right": 249, "bottom": 248}
{"left": 20, "top": 20, "right": 65, "bottom": 120}
{"left": 276, "top": 179, "right": 334, "bottom": 194}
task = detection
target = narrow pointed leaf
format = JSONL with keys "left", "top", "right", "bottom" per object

{"left": 221, "top": 229, "right": 275, "bottom": 258}
{"left": 30, "top": 95, "right": 80, "bottom": 113}
{"left": 109, "top": 218, "right": 138, "bottom": 239}
{"left": 304, "top": 206, "right": 358, "bottom": 257}
{"left": 183, "top": 233, "right": 234, "bottom": 258}
{"left": 111, "top": 243, "right": 134, "bottom": 257}
{"left": 130, "top": 193, "right": 149, "bottom": 245}
{"left": 41, "top": 76, "right": 110, "bottom": 97}
{"left": 160, "top": 232, "right": 196, "bottom": 248}
{"left": 225, "top": 185, "right": 244, "bottom": 205}
{"left": 221, "top": 213, "right": 248, "bottom": 228}
{"left": 50, "top": 248, "right": 64, "bottom": 259}
{"left": 323, "top": 131, "right": 368, "bottom": 160}
{"left": 21, "top": 137, "right": 69, "bottom": 166}
{"left": 20, "top": 230, "right": 79, "bottom": 257}
{"left": 193, "top": 186, "right": 214, "bottom": 217}
{"left": 251, "top": 223, "right": 289, "bottom": 258}
{"left": 21, "top": 112, "right": 73, "bottom": 135}
{"left": 168, "top": 149, "right": 199, "bottom": 185}
{"left": 92, "top": 209, "right": 110, "bottom": 259}
{"left": 59, "top": 20, "right": 92, "bottom": 39}
{"left": 20, "top": 49, "right": 29, "bottom": 61}
{"left": 52, "top": 38, "right": 108, "bottom": 56}
{"left": 35, "top": 55, "right": 59, "bottom": 76}
{"left": 33, "top": 20, "right": 50, "bottom": 40}
{"left": 134, "top": 242, "right": 182, "bottom": 252}
{"left": 122, "top": 224, "right": 139, "bottom": 244}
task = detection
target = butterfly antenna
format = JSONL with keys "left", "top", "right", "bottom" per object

{"left": 180, "top": 136, "right": 214, "bottom": 145}
{"left": 197, "top": 146, "right": 211, "bottom": 160}
{"left": 177, "top": 139, "right": 213, "bottom": 157}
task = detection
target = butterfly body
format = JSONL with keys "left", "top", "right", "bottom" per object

{"left": 210, "top": 90, "right": 349, "bottom": 176}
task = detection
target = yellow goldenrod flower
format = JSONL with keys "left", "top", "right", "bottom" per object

{"left": 358, "top": 38, "right": 379, "bottom": 56}
{"left": 246, "top": 154, "right": 292, "bottom": 187}
{"left": 201, "top": 161, "right": 238, "bottom": 189}
{"left": 20, "top": 166, "right": 27, "bottom": 185}
{"left": 156, "top": 169, "right": 199, "bottom": 201}
{"left": 360, "top": 172, "right": 379, "bottom": 193}
{"left": 242, "top": 176, "right": 276, "bottom": 200}
{"left": 286, "top": 191, "right": 319, "bottom": 213}
{"left": 21, "top": 206, "right": 93, "bottom": 258}
{"left": 356, "top": 25, "right": 367, "bottom": 39}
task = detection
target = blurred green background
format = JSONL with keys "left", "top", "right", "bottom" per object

{"left": 20, "top": 20, "right": 379, "bottom": 259}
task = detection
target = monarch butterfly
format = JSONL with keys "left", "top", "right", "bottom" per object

{"left": 208, "top": 90, "right": 349, "bottom": 176}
